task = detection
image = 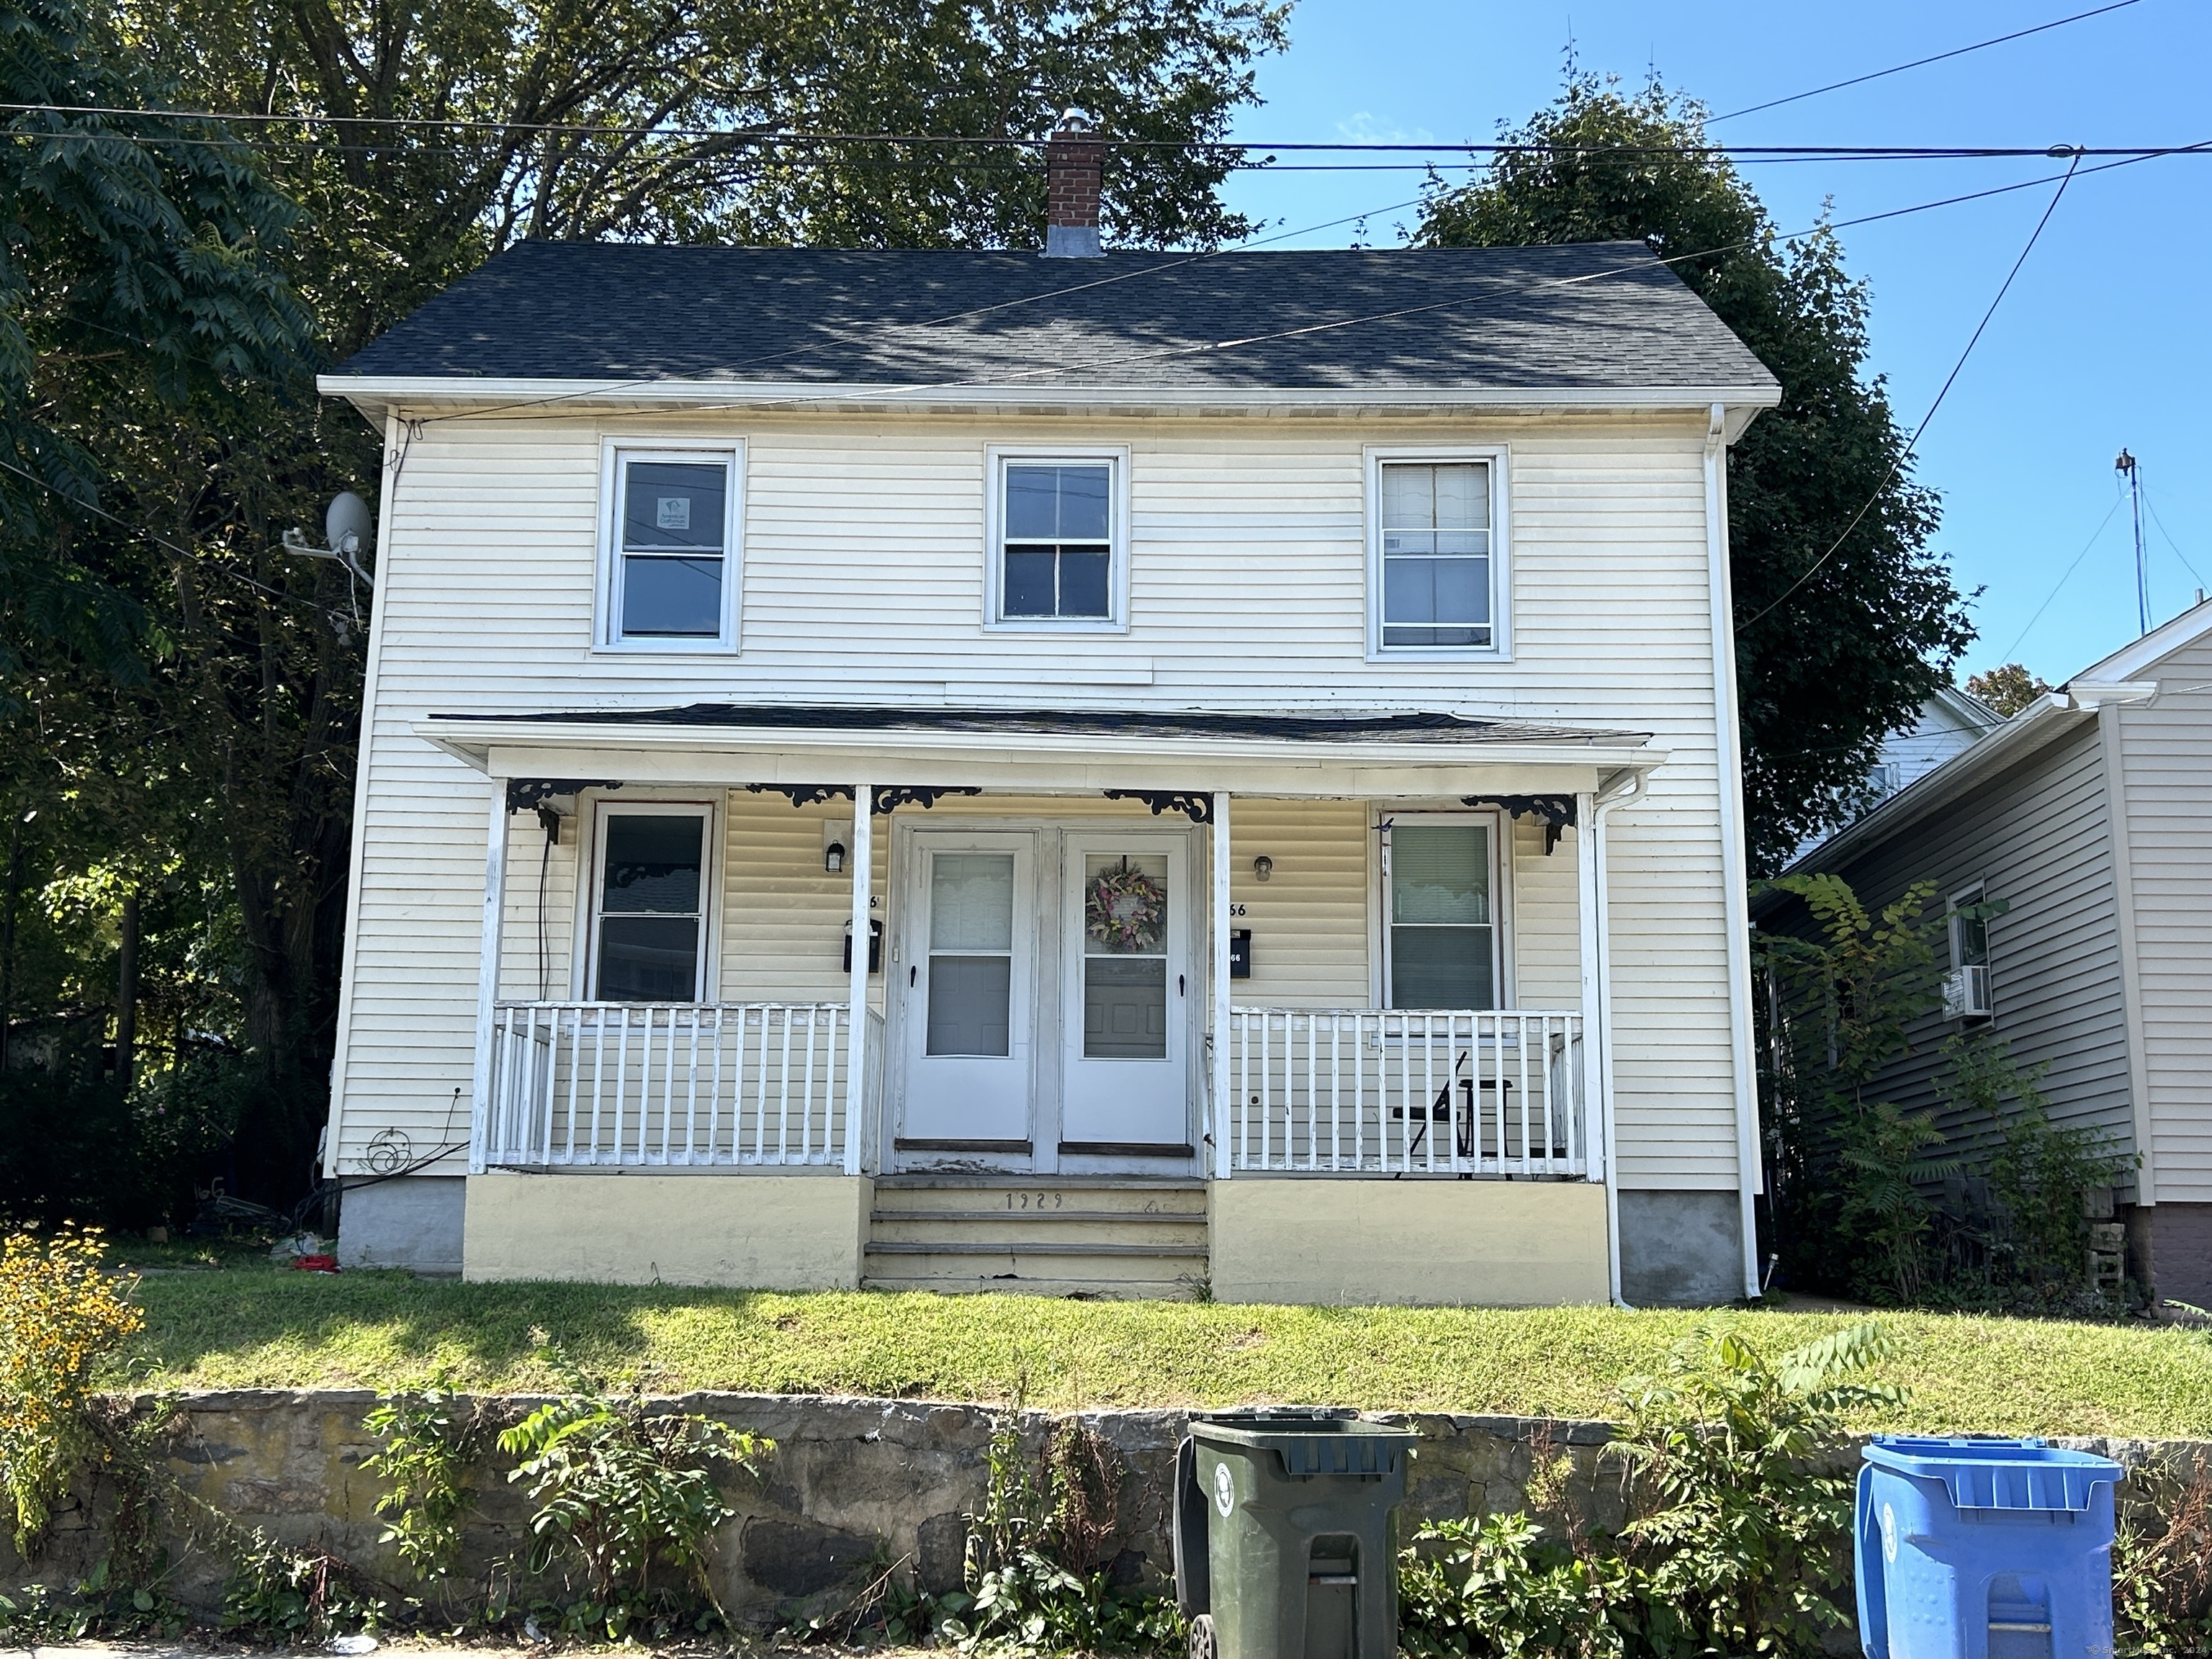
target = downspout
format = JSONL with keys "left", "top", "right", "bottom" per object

{"left": 1704, "top": 403, "right": 1765, "bottom": 1301}
{"left": 1591, "top": 769, "right": 1639, "bottom": 1307}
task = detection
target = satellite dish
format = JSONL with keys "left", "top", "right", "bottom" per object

{"left": 325, "top": 491, "right": 374, "bottom": 557}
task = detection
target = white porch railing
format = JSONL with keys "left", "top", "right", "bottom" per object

{"left": 1228, "top": 1008, "right": 1588, "bottom": 1177}
{"left": 481, "top": 1002, "right": 872, "bottom": 1169}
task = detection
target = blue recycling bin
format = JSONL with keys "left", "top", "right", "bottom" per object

{"left": 1856, "top": 1437, "right": 2124, "bottom": 1659}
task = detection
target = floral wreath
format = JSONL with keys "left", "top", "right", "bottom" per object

{"left": 1087, "top": 859, "right": 1166, "bottom": 953}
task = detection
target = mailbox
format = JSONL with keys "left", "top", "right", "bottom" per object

{"left": 843, "top": 917, "right": 883, "bottom": 974}
{"left": 1230, "top": 928, "right": 1252, "bottom": 979}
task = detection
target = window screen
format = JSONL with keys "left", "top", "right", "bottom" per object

{"left": 594, "top": 812, "right": 707, "bottom": 1000}
{"left": 1387, "top": 822, "right": 1496, "bottom": 1009}
{"left": 925, "top": 853, "right": 1016, "bottom": 1056}
{"left": 1379, "top": 460, "right": 1493, "bottom": 648}
{"left": 617, "top": 459, "right": 729, "bottom": 639}
{"left": 1002, "top": 462, "right": 1111, "bottom": 619}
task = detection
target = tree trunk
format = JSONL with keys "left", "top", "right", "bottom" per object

{"left": 0, "top": 814, "right": 21, "bottom": 1074}
{"left": 116, "top": 887, "right": 140, "bottom": 1087}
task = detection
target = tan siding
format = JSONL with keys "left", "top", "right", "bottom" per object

{"left": 328, "top": 412, "right": 1742, "bottom": 1188}
{"left": 2114, "top": 638, "right": 2212, "bottom": 1202}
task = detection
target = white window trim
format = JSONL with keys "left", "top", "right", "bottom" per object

{"left": 982, "top": 444, "right": 1132, "bottom": 634}
{"left": 575, "top": 795, "right": 721, "bottom": 1002}
{"left": 593, "top": 439, "right": 744, "bottom": 655}
{"left": 1373, "top": 808, "right": 1509, "bottom": 1012}
{"left": 1948, "top": 881, "right": 1989, "bottom": 971}
{"left": 1364, "top": 444, "right": 1512, "bottom": 662}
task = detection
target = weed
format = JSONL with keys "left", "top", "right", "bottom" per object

{"left": 498, "top": 1392, "right": 769, "bottom": 1616}
{"left": 361, "top": 1372, "right": 489, "bottom": 1580}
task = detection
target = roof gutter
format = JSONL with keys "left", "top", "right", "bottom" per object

{"left": 1768, "top": 680, "right": 2159, "bottom": 895}
{"left": 320, "top": 374, "right": 1781, "bottom": 429}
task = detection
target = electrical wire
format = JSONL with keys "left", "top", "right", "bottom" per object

{"left": 1993, "top": 492, "right": 2126, "bottom": 662}
{"left": 2141, "top": 485, "right": 2210, "bottom": 590}
{"left": 1709, "top": 0, "right": 2150, "bottom": 122}
{"left": 4, "top": 100, "right": 2208, "bottom": 158}
{"left": 0, "top": 454, "right": 349, "bottom": 617}
{"left": 415, "top": 148, "right": 2159, "bottom": 432}
{"left": 1736, "top": 151, "right": 2085, "bottom": 633}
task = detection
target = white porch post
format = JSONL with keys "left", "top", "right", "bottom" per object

{"left": 468, "top": 781, "right": 510, "bottom": 1175}
{"left": 1575, "top": 791, "right": 1602, "bottom": 1183}
{"left": 842, "top": 784, "right": 873, "bottom": 1177}
{"left": 1210, "top": 791, "right": 1233, "bottom": 1180}
{"left": 1586, "top": 785, "right": 1629, "bottom": 1305}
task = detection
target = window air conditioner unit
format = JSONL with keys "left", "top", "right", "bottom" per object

{"left": 1942, "top": 964, "right": 1992, "bottom": 1020}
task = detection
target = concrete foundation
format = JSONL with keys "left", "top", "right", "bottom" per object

{"left": 462, "top": 1172, "right": 871, "bottom": 1288}
{"left": 334, "top": 1172, "right": 465, "bottom": 1274}
{"left": 1209, "top": 1177, "right": 1609, "bottom": 1305}
{"left": 1617, "top": 1189, "right": 1744, "bottom": 1307}
{"left": 2143, "top": 1202, "right": 2212, "bottom": 1309}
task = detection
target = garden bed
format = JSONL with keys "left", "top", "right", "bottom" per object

{"left": 120, "top": 1264, "right": 2212, "bottom": 1439}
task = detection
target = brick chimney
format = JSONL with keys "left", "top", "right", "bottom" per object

{"left": 1043, "top": 108, "right": 1104, "bottom": 258}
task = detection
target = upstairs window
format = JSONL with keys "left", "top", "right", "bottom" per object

{"left": 991, "top": 451, "right": 1124, "bottom": 626}
{"left": 1383, "top": 818, "right": 1499, "bottom": 1010}
{"left": 1372, "top": 452, "right": 1503, "bottom": 654}
{"left": 600, "top": 446, "right": 739, "bottom": 649}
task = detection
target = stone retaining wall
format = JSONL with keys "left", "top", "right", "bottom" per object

{"left": 6, "top": 1391, "right": 2205, "bottom": 1629}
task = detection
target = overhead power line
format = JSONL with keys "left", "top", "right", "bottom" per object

{"left": 0, "top": 101, "right": 2203, "bottom": 159}
{"left": 1710, "top": 0, "right": 2150, "bottom": 122}
{"left": 1738, "top": 153, "right": 2085, "bottom": 634}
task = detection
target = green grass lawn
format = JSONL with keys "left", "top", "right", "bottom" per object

{"left": 116, "top": 1262, "right": 2212, "bottom": 1439}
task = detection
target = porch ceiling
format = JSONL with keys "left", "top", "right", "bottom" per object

{"left": 415, "top": 703, "right": 1663, "bottom": 799}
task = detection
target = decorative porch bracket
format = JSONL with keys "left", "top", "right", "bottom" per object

{"left": 1462, "top": 793, "right": 1577, "bottom": 854}
{"left": 1102, "top": 790, "right": 1214, "bottom": 824}
{"left": 505, "top": 778, "right": 621, "bottom": 813}
{"left": 745, "top": 783, "right": 981, "bottom": 814}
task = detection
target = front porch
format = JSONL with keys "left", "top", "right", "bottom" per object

{"left": 433, "top": 704, "right": 1654, "bottom": 1304}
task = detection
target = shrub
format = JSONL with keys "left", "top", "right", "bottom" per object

{"left": 498, "top": 1393, "right": 769, "bottom": 1631}
{"left": 0, "top": 1226, "right": 145, "bottom": 1555}
{"left": 1397, "top": 1320, "right": 1896, "bottom": 1659}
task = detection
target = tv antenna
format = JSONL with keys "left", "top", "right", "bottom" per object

{"left": 2115, "top": 449, "right": 2147, "bottom": 637}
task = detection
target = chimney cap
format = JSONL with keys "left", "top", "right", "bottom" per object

{"left": 1053, "top": 107, "right": 1094, "bottom": 134}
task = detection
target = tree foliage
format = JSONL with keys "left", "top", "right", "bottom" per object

{"left": 4, "top": 0, "right": 1287, "bottom": 1224}
{"left": 1964, "top": 662, "right": 2050, "bottom": 718}
{"left": 1418, "top": 75, "right": 1973, "bottom": 871}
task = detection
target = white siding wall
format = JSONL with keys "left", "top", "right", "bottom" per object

{"left": 327, "top": 412, "right": 1740, "bottom": 1190}
{"left": 2113, "top": 637, "right": 2212, "bottom": 1202}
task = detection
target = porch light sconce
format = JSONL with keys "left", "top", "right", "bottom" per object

{"left": 824, "top": 840, "right": 846, "bottom": 874}
{"left": 823, "top": 817, "right": 853, "bottom": 874}
{"left": 1251, "top": 855, "right": 1274, "bottom": 883}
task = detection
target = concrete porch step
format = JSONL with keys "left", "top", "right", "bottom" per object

{"left": 864, "top": 1176, "right": 1209, "bottom": 1299}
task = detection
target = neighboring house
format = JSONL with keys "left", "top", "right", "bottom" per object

{"left": 1784, "top": 686, "right": 2002, "bottom": 866}
{"left": 315, "top": 127, "right": 1783, "bottom": 1306}
{"left": 1762, "top": 599, "right": 2212, "bottom": 1305}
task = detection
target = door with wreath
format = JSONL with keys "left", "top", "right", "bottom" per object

{"left": 1058, "top": 834, "right": 1195, "bottom": 1155}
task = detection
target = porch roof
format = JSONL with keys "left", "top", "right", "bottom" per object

{"left": 417, "top": 702, "right": 1663, "bottom": 799}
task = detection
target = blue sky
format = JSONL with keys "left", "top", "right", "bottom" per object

{"left": 1214, "top": 0, "right": 2211, "bottom": 688}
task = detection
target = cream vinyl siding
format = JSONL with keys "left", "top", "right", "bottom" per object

{"left": 325, "top": 412, "right": 1742, "bottom": 1190}
{"left": 2113, "top": 637, "right": 2212, "bottom": 1202}
{"left": 1803, "top": 724, "right": 2134, "bottom": 1162}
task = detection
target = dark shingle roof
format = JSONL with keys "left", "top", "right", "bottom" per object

{"left": 428, "top": 703, "right": 1650, "bottom": 746}
{"left": 335, "top": 241, "right": 1777, "bottom": 395}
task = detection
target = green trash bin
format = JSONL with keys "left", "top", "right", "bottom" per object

{"left": 1172, "top": 1408, "right": 1419, "bottom": 1659}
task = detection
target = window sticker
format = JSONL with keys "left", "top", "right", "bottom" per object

{"left": 657, "top": 496, "right": 692, "bottom": 531}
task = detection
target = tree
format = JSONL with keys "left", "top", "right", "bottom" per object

{"left": 1964, "top": 663, "right": 2050, "bottom": 718}
{"left": 5, "top": 0, "right": 1290, "bottom": 1216}
{"left": 1, "top": 0, "right": 310, "bottom": 679}
{"left": 1419, "top": 75, "right": 1973, "bottom": 872}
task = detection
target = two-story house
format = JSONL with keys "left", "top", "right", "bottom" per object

{"left": 317, "top": 136, "right": 1781, "bottom": 1306}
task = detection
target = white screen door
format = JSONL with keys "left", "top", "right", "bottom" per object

{"left": 1060, "top": 837, "right": 1189, "bottom": 1148}
{"left": 899, "top": 832, "right": 1035, "bottom": 1146}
